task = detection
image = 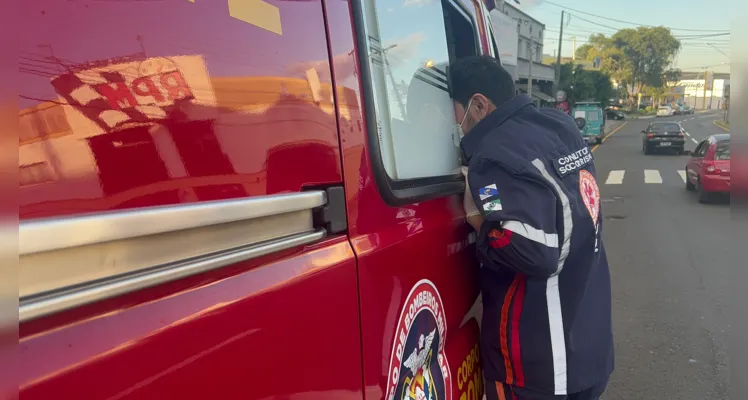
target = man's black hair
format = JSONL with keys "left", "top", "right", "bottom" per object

{"left": 449, "top": 55, "right": 516, "bottom": 108}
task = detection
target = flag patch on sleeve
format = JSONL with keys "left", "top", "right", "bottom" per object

{"left": 483, "top": 199, "right": 503, "bottom": 212}
{"left": 478, "top": 183, "right": 498, "bottom": 200}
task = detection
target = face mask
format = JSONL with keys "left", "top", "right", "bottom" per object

{"left": 456, "top": 97, "right": 474, "bottom": 139}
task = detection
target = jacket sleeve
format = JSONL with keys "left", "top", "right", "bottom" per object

{"left": 468, "top": 158, "right": 560, "bottom": 278}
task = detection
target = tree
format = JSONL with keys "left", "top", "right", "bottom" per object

{"left": 576, "top": 27, "right": 681, "bottom": 107}
{"left": 556, "top": 62, "right": 613, "bottom": 106}
{"left": 575, "top": 43, "right": 593, "bottom": 60}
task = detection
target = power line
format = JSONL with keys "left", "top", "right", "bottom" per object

{"left": 566, "top": 14, "right": 625, "bottom": 32}
{"left": 678, "top": 63, "right": 730, "bottom": 69}
{"left": 542, "top": 0, "right": 729, "bottom": 32}
{"left": 556, "top": 14, "right": 730, "bottom": 43}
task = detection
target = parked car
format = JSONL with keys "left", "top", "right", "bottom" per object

{"left": 681, "top": 104, "right": 695, "bottom": 114}
{"left": 573, "top": 102, "right": 605, "bottom": 145}
{"left": 605, "top": 108, "right": 626, "bottom": 120}
{"left": 656, "top": 105, "right": 674, "bottom": 117}
{"left": 642, "top": 122, "right": 686, "bottom": 154}
{"left": 684, "top": 134, "right": 731, "bottom": 203}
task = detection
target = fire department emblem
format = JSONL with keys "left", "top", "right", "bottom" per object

{"left": 579, "top": 170, "right": 600, "bottom": 223}
{"left": 385, "top": 280, "right": 451, "bottom": 400}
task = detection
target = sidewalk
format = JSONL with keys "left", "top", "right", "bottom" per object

{"left": 605, "top": 120, "right": 625, "bottom": 134}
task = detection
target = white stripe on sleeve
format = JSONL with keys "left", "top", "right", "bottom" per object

{"left": 502, "top": 220, "right": 559, "bottom": 248}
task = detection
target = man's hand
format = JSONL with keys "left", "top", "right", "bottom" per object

{"left": 462, "top": 166, "right": 482, "bottom": 230}
{"left": 467, "top": 213, "right": 484, "bottom": 232}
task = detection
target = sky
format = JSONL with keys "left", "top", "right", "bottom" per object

{"left": 515, "top": 0, "right": 731, "bottom": 74}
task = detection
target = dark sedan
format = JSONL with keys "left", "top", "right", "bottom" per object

{"left": 642, "top": 122, "right": 686, "bottom": 155}
{"left": 606, "top": 109, "right": 626, "bottom": 120}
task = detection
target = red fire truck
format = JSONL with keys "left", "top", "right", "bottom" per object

{"left": 19, "top": 0, "right": 504, "bottom": 398}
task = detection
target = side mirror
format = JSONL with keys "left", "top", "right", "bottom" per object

{"left": 681, "top": 150, "right": 693, "bottom": 156}
{"left": 641, "top": 130, "right": 646, "bottom": 133}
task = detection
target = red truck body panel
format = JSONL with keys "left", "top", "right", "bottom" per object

{"left": 19, "top": 0, "right": 496, "bottom": 398}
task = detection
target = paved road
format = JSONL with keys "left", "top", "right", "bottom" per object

{"left": 593, "top": 111, "right": 733, "bottom": 399}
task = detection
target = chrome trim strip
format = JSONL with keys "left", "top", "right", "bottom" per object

{"left": 20, "top": 230, "right": 326, "bottom": 322}
{"left": 20, "top": 191, "right": 327, "bottom": 255}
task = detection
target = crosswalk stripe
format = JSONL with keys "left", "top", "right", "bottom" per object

{"left": 605, "top": 170, "right": 625, "bottom": 185}
{"left": 601, "top": 170, "right": 695, "bottom": 185}
{"left": 644, "top": 170, "right": 663, "bottom": 184}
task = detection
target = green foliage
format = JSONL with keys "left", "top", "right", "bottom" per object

{"left": 556, "top": 62, "right": 613, "bottom": 106}
{"left": 575, "top": 43, "right": 594, "bottom": 60}
{"left": 576, "top": 27, "right": 681, "bottom": 105}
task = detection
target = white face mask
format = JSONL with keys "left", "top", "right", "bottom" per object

{"left": 456, "top": 98, "right": 474, "bottom": 139}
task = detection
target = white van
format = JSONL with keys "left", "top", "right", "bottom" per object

{"left": 657, "top": 105, "right": 674, "bottom": 117}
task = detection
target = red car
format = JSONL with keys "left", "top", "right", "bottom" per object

{"left": 685, "top": 134, "right": 731, "bottom": 203}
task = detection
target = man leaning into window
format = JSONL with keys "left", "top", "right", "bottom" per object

{"left": 452, "top": 55, "right": 614, "bottom": 400}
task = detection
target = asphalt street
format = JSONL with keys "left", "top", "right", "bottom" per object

{"left": 593, "top": 110, "right": 733, "bottom": 399}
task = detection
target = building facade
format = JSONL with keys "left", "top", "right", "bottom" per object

{"left": 664, "top": 72, "right": 730, "bottom": 110}
{"left": 490, "top": 1, "right": 555, "bottom": 105}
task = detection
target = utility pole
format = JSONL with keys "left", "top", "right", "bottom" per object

{"left": 572, "top": 36, "right": 576, "bottom": 60}
{"left": 702, "top": 70, "right": 708, "bottom": 110}
{"left": 552, "top": 10, "right": 564, "bottom": 95}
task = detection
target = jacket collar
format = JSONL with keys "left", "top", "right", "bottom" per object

{"left": 460, "top": 94, "right": 534, "bottom": 163}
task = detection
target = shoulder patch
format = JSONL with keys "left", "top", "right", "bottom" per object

{"left": 476, "top": 183, "right": 502, "bottom": 215}
{"left": 579, "top": 169, "right": 600, "bottom": 223}
{"left": 553, "top": 146, "right": 594, "bottom": 177}
{"left": 478, "top": 183, "right": 498, "bottom": 201}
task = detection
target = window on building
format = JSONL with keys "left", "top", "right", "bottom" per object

{"left": 355, "top": 0, "right": 480, "bottom": 203}
{"left": 20, "top": 162, "right": 55, "bottom": 186}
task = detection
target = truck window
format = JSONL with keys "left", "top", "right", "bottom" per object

{"left": 353, "top": 0, "right": 480, "bottom": 204}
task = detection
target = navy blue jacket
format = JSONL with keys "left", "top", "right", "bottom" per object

{"left": 461, "top": 95, "right": 614, "bottom": 396}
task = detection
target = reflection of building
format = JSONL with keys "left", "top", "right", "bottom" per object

{"left": 492, "top": 2, "right": 555, "bottom": 105}
{"left": 19, "top": 55, "right": 359, "bottom": 218}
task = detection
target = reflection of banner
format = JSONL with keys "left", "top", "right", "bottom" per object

{"left": 51, "top": 55, "right": 215, "bottom": 137}
{"left": 489, "top": 10, "right": 518, "bottom": 68}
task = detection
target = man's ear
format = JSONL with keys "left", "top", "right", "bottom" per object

{"left": 473, "top": 94, "right": 492, "bottom": 118}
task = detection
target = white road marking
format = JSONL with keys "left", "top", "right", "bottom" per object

{"left": 678, "top": 171, "right": 687, "bottom": 183}
{"left": 644, "top": 169, "right": 663, "bottom": 184}
{"left": 684, "top": 131, "right": 691, "bottom": 137}
{"left": 691, "top": 138, "right": 699, "bottom": 144}
{"left": 605, "top": 170, "right": 625, "bottom": 185}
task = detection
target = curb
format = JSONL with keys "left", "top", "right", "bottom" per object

{"left": 713, "top": 120, "right": 730, "bottom": 132}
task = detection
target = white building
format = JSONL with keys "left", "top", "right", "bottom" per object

{"left": 489, "top": 1, "right": 555, "bottom": 104}
{"left": 664, "top": 72, "right": 730, "bottom": 110}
